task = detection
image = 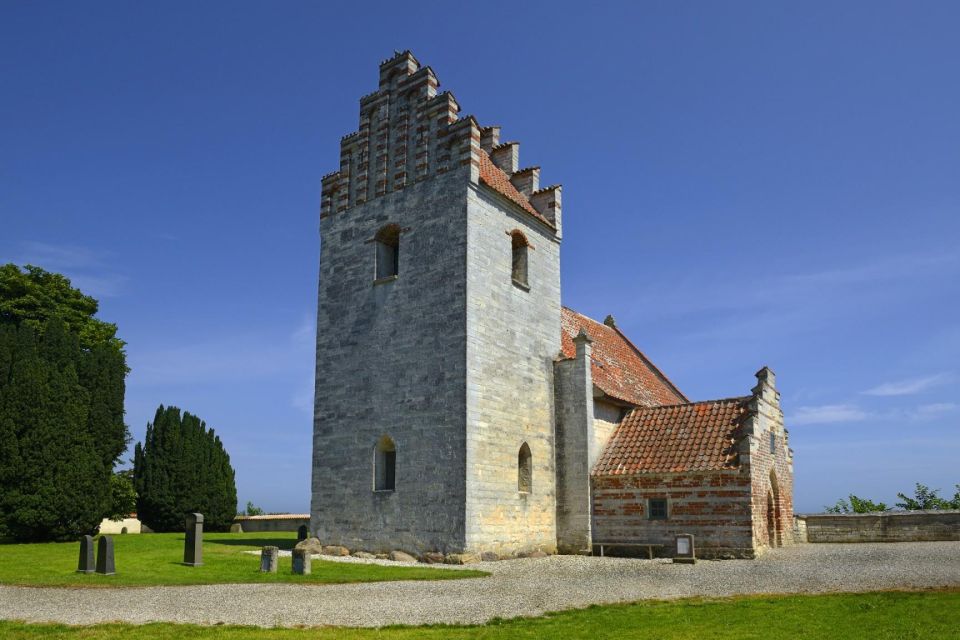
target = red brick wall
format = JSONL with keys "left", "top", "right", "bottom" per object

{"left": 591, "top": 470, "right": 755, "bottom": 558}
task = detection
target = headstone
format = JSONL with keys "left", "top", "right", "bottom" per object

{"left": 77, "top": 535, "right": 95, "bottom": 574}
{"left": 96, "top": 536, "right": 115, "bottom": 575}
{"left": 674, "top": 533, "right": 696, "bottom": 564}
{"left": 184, "top": 512, "right": 203, "bottom": 566}
{"left": 260, "top": 546, "right": 279, "bottom": 573}
{"left": 292, "top": 548, "right": 311, "bottom": 575}
{"left": 230, "top": 523, "right": 243, "bottom": 533}
{"left": 297, "top": 524, "right": 309, "bottom": 542}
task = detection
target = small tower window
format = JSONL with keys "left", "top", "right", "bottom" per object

{"left": 518, "top": 442, "right": 532, "bottom": 493}
{"left": 770, "top": 431, "right": 776, "bottom": 454}
{"left": 375, "top": 224, "right": 400, "bottom": 281}
{"left": 510, "top": 230, "right": 529, "bottom": 288}
{"left": 374, "top": 435, "right": 396, "bottom": 492}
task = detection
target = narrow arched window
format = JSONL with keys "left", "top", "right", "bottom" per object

{"left": 375, "top": 224, "right": 400, "bottom": 281}
{"left": 518, "top": 442, "right": 532, "bottom": 493}
{"left": 510, "top": 230, "right": 529, "bottom": 288}
{"left": 374, "top": 435, "right": 396, "bottom": 491}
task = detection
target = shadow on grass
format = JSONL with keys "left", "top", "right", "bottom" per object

{"left": 204, "top": 537, "right": 297, "bottom": 550}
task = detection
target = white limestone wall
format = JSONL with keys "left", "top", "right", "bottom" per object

{"left": 464, "top": 184, "right": 562, "bottom": 555}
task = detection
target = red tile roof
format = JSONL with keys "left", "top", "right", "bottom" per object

{"left": 477, "top": 148, "right": 553, "bottom": 226}
{"left": 561, "top": 308, "right": 687, "bottom": 407}
{"left": 593, "top": 397, "right": 750, "bottom": 476}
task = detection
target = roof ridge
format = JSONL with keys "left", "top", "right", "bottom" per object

{"left": 629, "top": 395, "right": 752, "bottom": 412}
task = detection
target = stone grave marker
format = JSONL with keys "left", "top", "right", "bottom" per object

{"left": 297, "top": 524, "right": 309, "bottom": 542}
{"left": 184, "top": 512, "right": 203, "bottom": 566}
{"left": 260, "top": 546, "right": 279, "bottom": 573}
{"left": 292, "top": 547, "right": 311, "bottom": 575}
{"left": 96, "top": 536, "right": 115, "bottom": 575}
{"left": 77, "top": 535, "right": 95, "bottom": 574}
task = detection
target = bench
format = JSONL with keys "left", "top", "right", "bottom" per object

{"left": 593, "top": 542, "right": 664, "bottom": 559}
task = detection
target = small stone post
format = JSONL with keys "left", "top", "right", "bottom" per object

{"left": 96, "top": 536, "right": 115, "bottom": 575}
{"left": 292, "top": 547, "right": 311, "bottom": 575}
{"left": 260, "top": 546, "right": 279, "bottom": 573}
{"left": 184, "top": 512, "right": 203, "bottom": 566}
{"left": 297, "top": 524, "right": 309, "bottom": 542}
{"left": 77, "top": 535, "right": 95, "bottom": 574}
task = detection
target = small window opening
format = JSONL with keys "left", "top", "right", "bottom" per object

{"left": 510, "top": 231, "right": 529, "bottom": 288}
{"left": 374, "top": 435, "right": 396, "bottom": 491}
{"left": 518, "top": 442, "right": 532, "bottom": 493}
{"left": 770, "top": 432, "right": 776, "bottom": 454}
{"left": 375, "top": 224, "right": 400, "bottom": 280}
{"left": 648, "top": 498, "right": 668, "bottom": 520}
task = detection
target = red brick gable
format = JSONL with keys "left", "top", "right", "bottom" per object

{"left": 593, "top": 397, "right": 750, "bottom": 476}
{"left": 477, "top": 148, "right": 552, "bottom": 226}
{"left": 560, "top": 307, "right": 687, "bottom": 407}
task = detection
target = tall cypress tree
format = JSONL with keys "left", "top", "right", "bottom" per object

{"left": 133, "top": 405, "right": 237, "bottom": 531}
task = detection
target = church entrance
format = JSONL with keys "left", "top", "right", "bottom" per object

{"left": 767, "top": 471, "right": 782, "bottom": 547}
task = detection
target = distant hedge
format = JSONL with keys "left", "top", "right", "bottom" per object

{"left": 133, "top": 406, "right": 237, "bottom": 531}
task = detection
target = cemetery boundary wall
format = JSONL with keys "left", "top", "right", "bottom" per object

{"left": 795, "top": 510, "right": 960, "bottom": 543}
{"left": 233, "top": 514, "right": 310, "bottom": 533}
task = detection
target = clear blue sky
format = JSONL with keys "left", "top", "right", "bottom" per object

{"left": 2, "top": 1, "right": 957, "bottom": 513}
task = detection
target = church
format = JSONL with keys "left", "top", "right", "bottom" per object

{"left": 310, "top": 51, "right": 794, "bottom": 559}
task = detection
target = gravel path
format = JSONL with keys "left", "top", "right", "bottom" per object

{"left": 1, "top": 542, "right": 958, "bottom": 628}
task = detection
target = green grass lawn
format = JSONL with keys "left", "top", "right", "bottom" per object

{"left": 0, "top": 590, "right": 958, "bottom": 639}
{"left": 0, "top": 532, "right": 487, "bottom": 587}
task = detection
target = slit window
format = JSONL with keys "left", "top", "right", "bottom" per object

{"left": 375, "top": 224, "right": 400, "bottom": 280}
{"left": 770, "top": 432, "right": 776, "bottom": 454}
{"left": 518, "top": 442, "right": 532, "bottom": 493}
{"left": 374, "top": 436, "right": 396, "bottom": 492}
{"left": 510, "top": 230, "right": 529, "bottom": 287}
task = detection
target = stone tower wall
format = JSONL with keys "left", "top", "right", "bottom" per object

{"left": 312, "top": 51, "right": 481, "bottom": 554}
{"left": 464, "top": 185, "right": 562, "bottom": 556}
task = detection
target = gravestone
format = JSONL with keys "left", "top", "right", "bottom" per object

{"left": 184, "top": 512, "right": 203, "bottom": 566}
{"left": 292, "top": 547, "right": 311, "bottom": 575}
{"left": 260, "top": 546, "right": 279, "bottom": 573}
{"left": 77, "top": 535, "right": 95, "bottom": 574}
{"left": 297, "top": 524, "right": 309, "bottom": 542}
{"left": 96, "top": 536, "right": 115, "bottom": 575}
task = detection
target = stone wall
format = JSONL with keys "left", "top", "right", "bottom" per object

{"left": 234, "top": 515, "right": 309, "bottom": 533}
{"left": 311, "top": 168, "right": 471, "bottom": 555}
{"left": 592, "top": 400, "right": 622, "bottom": 462}
{"left": 463, "top": 184, "right": 562, "bottom": 556}
{"left": 743, "top": 368, "right": 795, "bottom": 552}
{"left": 591, "top": 470, "right": 755, "bottom": 558}
{"left": 797, "top": 510, "right": 960, "bottom": 543}
{"left": 554, "top": 332, "right": 594, "bottom": 554}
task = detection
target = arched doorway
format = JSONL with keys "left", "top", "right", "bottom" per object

{"left": 769, "top": 471, "right": 782, "bottom": 547}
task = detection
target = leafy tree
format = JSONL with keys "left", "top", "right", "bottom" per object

{"left": 107, "top": 471, "right": 138, "bottom": 521}
{"left": 133, "top": 406, "right": 237, "bottom": 531}
{"left": 0, "top": 265, "right": 129, "bottom": 541}
{"left": 245, "top": 501, "right": 264, "bottom": 516}
{"left": 896, "top": 484, "right": 951, "bottom": 510}
{"left": 824, "top": 495, "right": 889, "bottom": 514}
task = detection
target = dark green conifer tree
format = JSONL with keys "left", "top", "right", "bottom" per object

{"left": 0, "top": 265, "right": 129, "bottom": 541}
{"left": 133, "top": 406, "right": 237, "bottom": 531}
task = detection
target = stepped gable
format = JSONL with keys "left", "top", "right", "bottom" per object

{"left": 560, "top": 307, "right": 687, "bottom": 407}
{"left": 593, "top": 397, "right": 751, "bottom": 476}
{"left": 321, "top": 51, "right": 560, "bottom": 231}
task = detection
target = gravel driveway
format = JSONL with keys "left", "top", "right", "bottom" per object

{"left": 1, "top": 541, "right": 958, "bottom": 628}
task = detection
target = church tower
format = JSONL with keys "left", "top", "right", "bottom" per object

{"left": 311, "top": 52, "right": 563, "bottom": 556}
